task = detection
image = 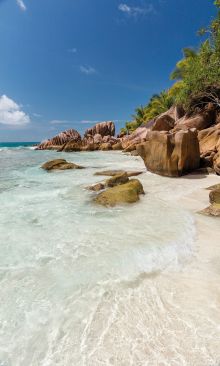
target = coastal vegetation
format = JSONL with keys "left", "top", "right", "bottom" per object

{"left": 121, "top": 0, "right": 220, "bottom": 134}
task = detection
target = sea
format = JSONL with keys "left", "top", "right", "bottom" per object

{"left": 0, "top": 142, "right": 220, "bottom": 366}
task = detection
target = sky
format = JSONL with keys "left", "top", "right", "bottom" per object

{"left": 0, "top": 0, "right": 217, "bottom": 142}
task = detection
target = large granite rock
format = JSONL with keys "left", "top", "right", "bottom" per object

{"left": 41, "top": 159, "right": 85, "bottom": 171}
{"left": 137, "top": 129, "right": 200, "bottom": 177}
{"left": 214, "top": 151, "right": 220, "bottom": 175}
{"left": 37, "top": 129, "right": 81, "bottom": 150}
{"left": 175, "top": 103, "right": 216, "bottom": 131}
{"left": 94, "top": 179, "right": 144, "bottom": 207}
{"left": 84, "top": 121, "right": 115, "bottom": 138}
{"left": 60, "top": 141, "right": 82, "bottom": 152}
{"left": 152, "top": 114, "right": 175, "bottom": 132}
{"left": 198, "top": 123, "right": 220, "bottom": 174}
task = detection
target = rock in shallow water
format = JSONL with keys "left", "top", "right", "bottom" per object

{"left": 87, "top": 182, "right": 105, "bottom": 191}
{"left": 41, "top": 159, "right": 85, "bottom": 171}
{"left": 94, "top": 179, "right": 144, "bottom": 207}
{"left": 94, "top": 170, "right": 143, "bottom": 177}
{"left": 105, "top": 173, "right": 129, "bottom": 187}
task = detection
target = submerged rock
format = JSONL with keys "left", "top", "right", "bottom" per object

{"left": 41, "top": 159, "right": 85, "bottom": 171}
{"left": 105, "top": 173, "right": 129, "bottom": 187}
{"left": 94, "top": 179, "right": 144, "bottom": 207}
{"left": 87, "top": 182, "right": 105, "bottom": 191}
{"left": 137, "top": 129, "right": 200, "bottom": 177}
{"left": 94, "top": 170, "right": 143, "bottom": 177}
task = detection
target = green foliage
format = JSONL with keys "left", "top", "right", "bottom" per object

{"left": 121, "top": 0, "right": 220, "bottom": 133}
{"left": 170, "top": 1, "right": 220, "bottom": 107}
{"left": 120, "top": 91, "right": 174, "bottom": 134}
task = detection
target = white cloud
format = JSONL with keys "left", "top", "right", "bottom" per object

{"left": 0, "top": 95, "right": 30, "bottom": 126}
{"left": 118, "top": 3, "right": 154, "bottom": 18}
{"left": 80, "top": 65, "right": 97, "bottom": 75}
{"left": 16, "top": 0, "right": 26, "bottom": 11}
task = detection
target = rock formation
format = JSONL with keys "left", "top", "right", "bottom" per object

{"left": 41, "top": 159, "right": 85, "bottom": 171}
{"left": 175, "top": 103, "right": 216, "bottom": 131}
{"left": 94, "top": 179, "right": 144, "bottom": 207}
{"left": 137, "top": 129, "right": 200, "bottom": 177}
{"left": 36, "top": 122, "right": 122, "bottom": 151}
{"left": 84, "top": 121, "right": 115, "bottom": 138}
{"left": 199, "top": 185, "right": 220, "bottom": 217}
{"left": 37, "top": 129, "right": 81, "bottom": 150}
{"left": 198, "top": 123, "right": 220, "bottom": 174}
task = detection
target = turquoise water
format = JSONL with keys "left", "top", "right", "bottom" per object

{"left": 0, "top": 142, "right": 39, "bottom": 148}
{"left": 2, "top": 146, "right": 219, "bottom": 365}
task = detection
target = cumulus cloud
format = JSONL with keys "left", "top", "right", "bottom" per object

{"left": 80, "top": 65, "right": 97, "bottom": 75}
{"left": 16, "top": 0, "right": 26, "bottom": 11}
{"left": 0, "top": 95, "right": 30, "bottom": 126}
{"left": 118, "top": 3, "right": 154, "bottom": 18}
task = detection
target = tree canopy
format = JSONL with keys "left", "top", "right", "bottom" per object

{"left": 121, "top": 1, "right": 220, "bottom": 134}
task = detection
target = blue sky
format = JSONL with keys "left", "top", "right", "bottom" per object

{"left": 0, "top": 0, "right": 216, "bottom": 141}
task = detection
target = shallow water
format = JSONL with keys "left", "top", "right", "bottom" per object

{"left": 0, "top": 147, "right": 219, "bottom": 365}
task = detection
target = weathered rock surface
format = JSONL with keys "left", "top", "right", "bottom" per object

{"left": 94, "top": 179, "right": 144, "bottom": 207}
{"left": 105, "top": 173, "right": 129, "bottom": 187}
{"left": 84, "top": 121, "right": 115, "bottom": 138}
{"left": 199, "top": 204, "right": 220, "bottom": 216}
{"left": 137, "top": 129, "right": 200, "bottom": 177}
{"left": 199, "top": 123, "right": 220, "bottom": 174}
{"left": 209, "top": 189, "right": 220, "bottom": 204}
{"left": 99, "top": 142, "right": 112, "bottom": 151}
{"left": 214, "top": 150, "right": 220, "bottom": 175}
{"left": 41, "top": 159, "right": 84, "bottom": 171}
{"left": 112, "top": 142, "right": 122, "bottom": 150}
{"left": 94, "top": 170, "right": 143, "bottom": 177}
{"left": 206, "top": 183, "right": 220, "bottom": 190}
{"left": 175, "top": 103, "right": 216, "bottom": 131}
{"left": 152, "top": 114, "right": 175, "bottom": 132}
{"left": 199, "top": 184, "right": 220, "bottom": 217}
{"left": 87, "top": 182, "right": 105, "bottom": 191}
{"left": 37, "top": 129, "right": 81, "bottom": 150}
{"left": 60, "top": 141, "right": 82, "bottom": 152}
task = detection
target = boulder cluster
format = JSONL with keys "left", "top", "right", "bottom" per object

{"left": 41, "top": 159, "right": 144, "bottom": 207}
{"left": 124, "top": 103, "right": 220, "bottom": 177}
{"left": 37, "top": 103, "right": 220, "bottom": 177}
{"left": 87, "top": 171, "right": 144, "bottom": 207}
{"left": 37, "top": 121, "right": 123, "bottom": 152}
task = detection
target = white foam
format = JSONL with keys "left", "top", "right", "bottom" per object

{"left": 0, "top": 149, "right": 219, "bottom": 365}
